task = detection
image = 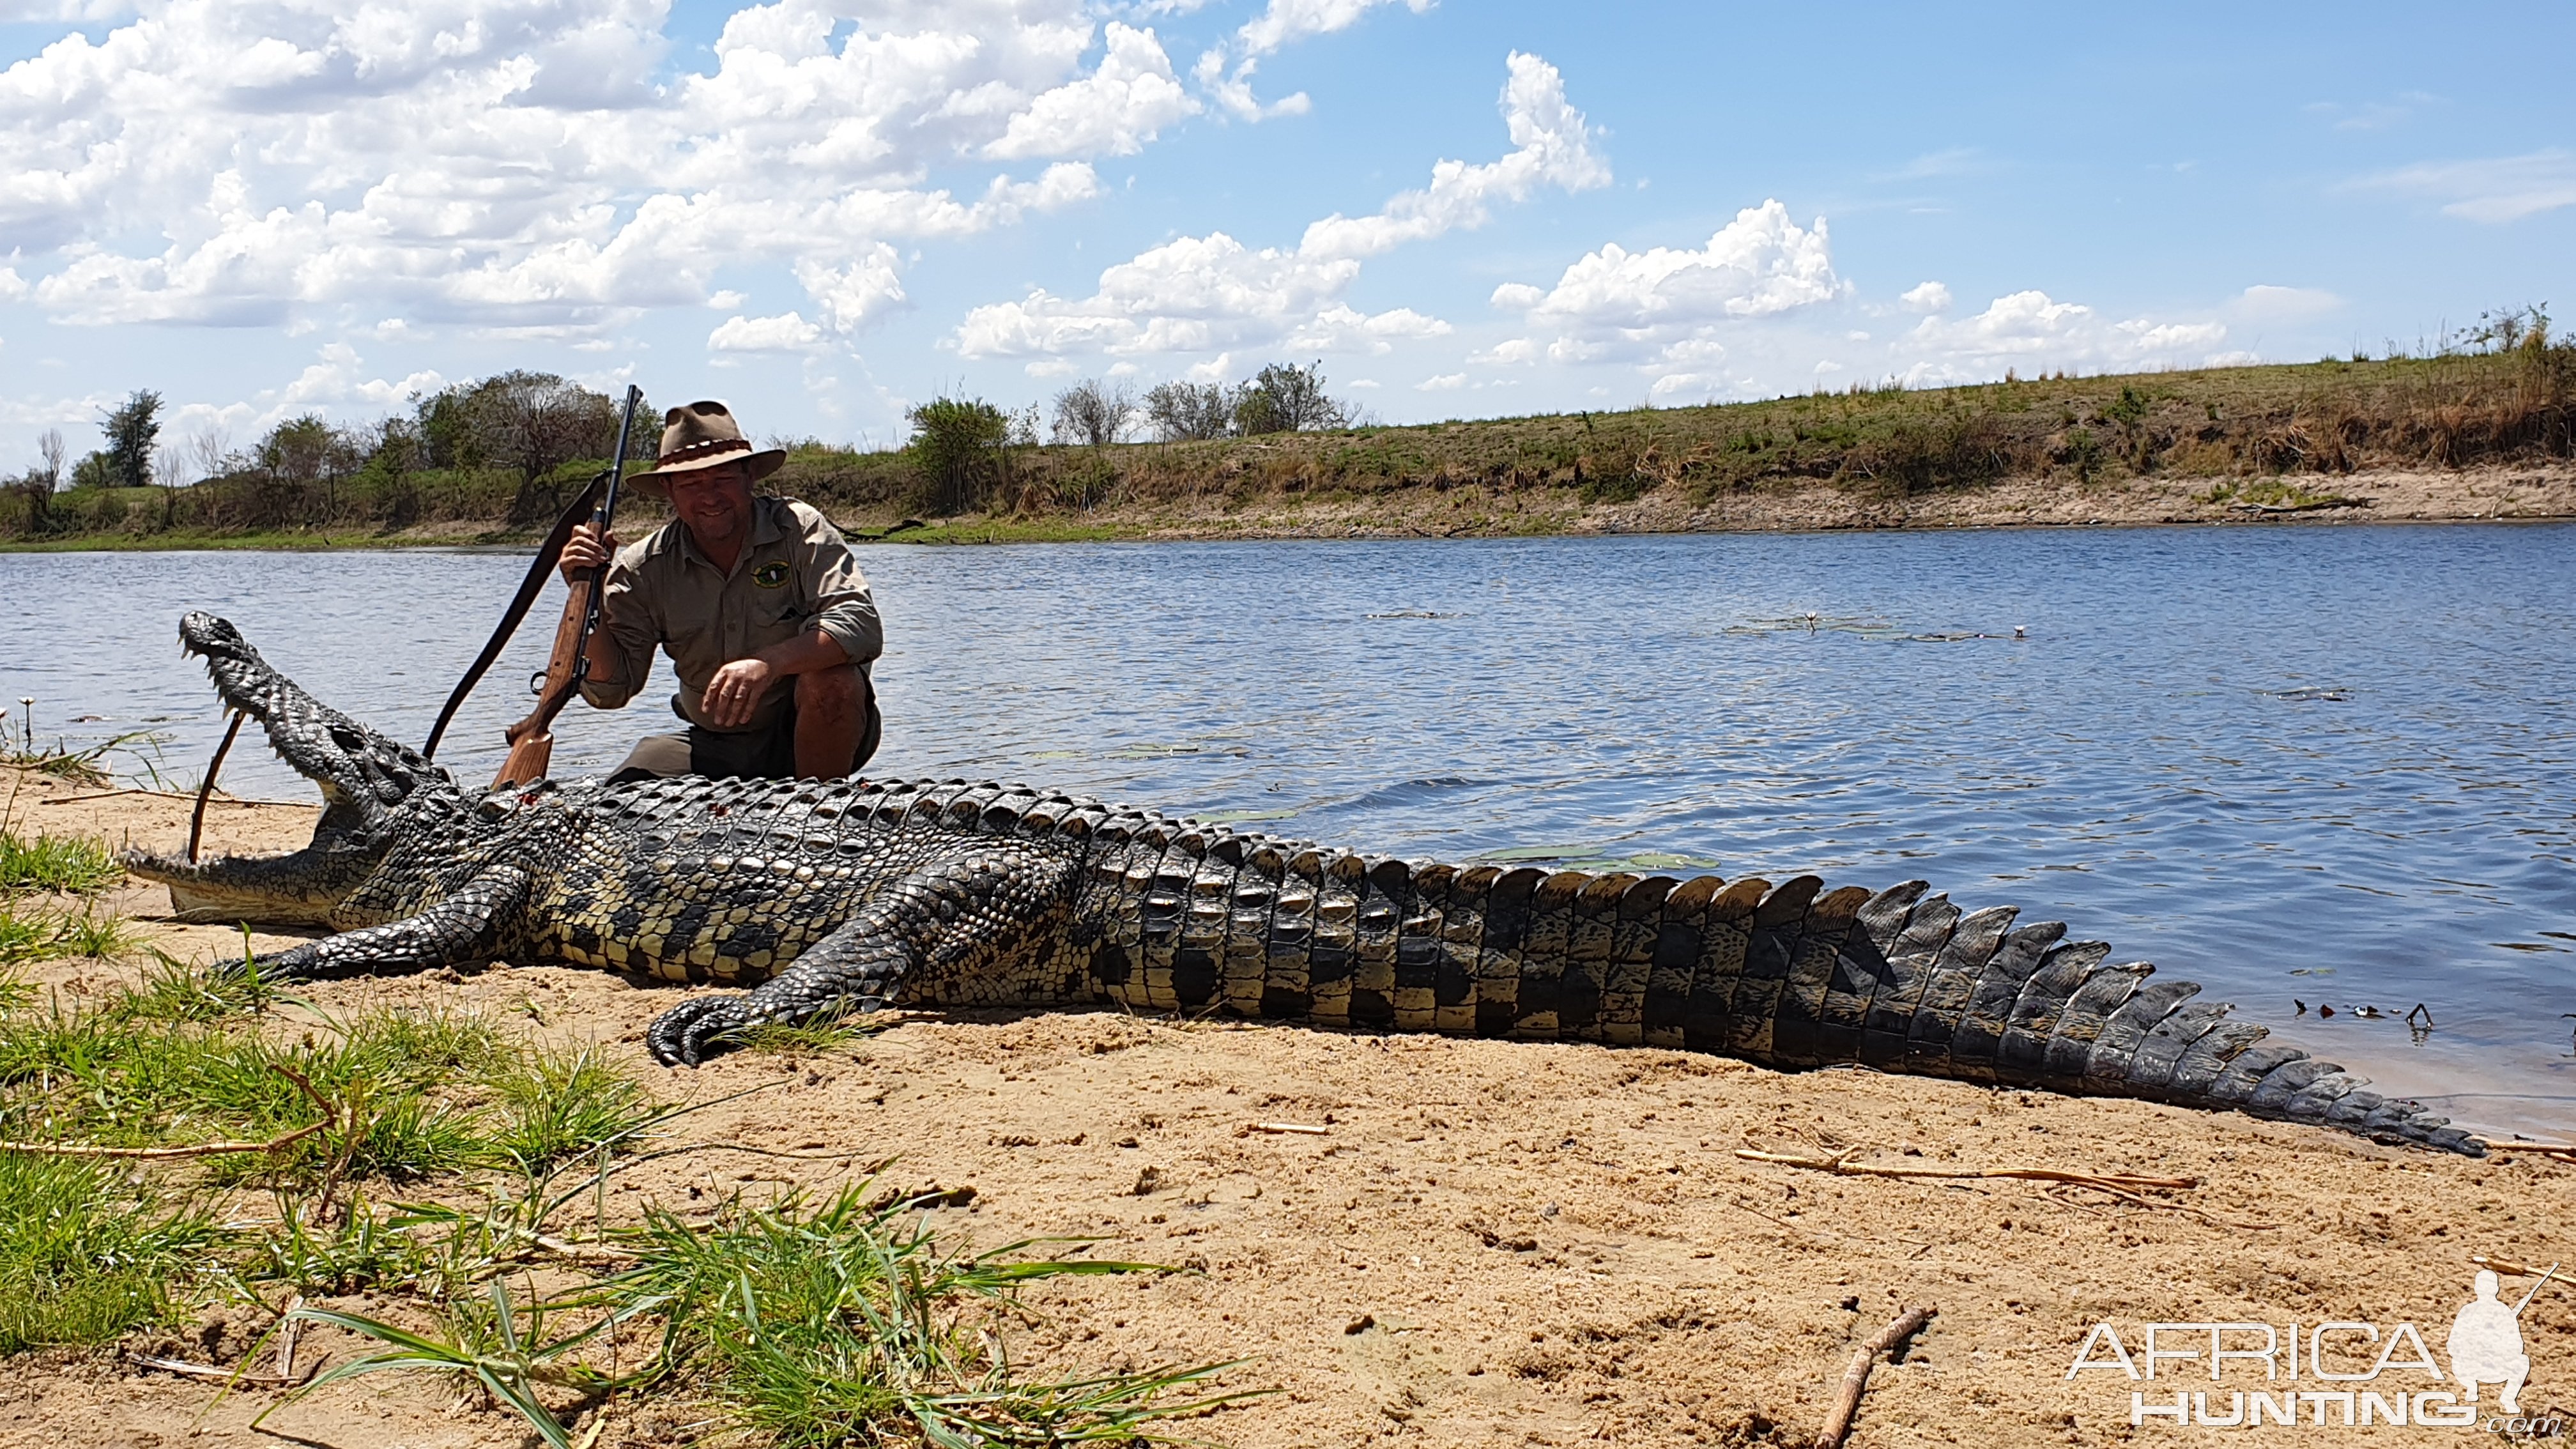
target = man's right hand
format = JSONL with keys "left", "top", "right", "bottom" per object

{"left": 560, "top": 522, "right": 620, "bottom": 583}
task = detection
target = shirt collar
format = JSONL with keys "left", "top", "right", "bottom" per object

{"left": 750, "top": 494, "right": 787, "bottom": 549}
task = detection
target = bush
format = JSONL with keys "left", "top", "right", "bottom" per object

{"left": 904, "top": 396, "right": 1016, "bottom": 514}
{"left": 1049, "top": 379, "right": 1137, "bottom": 447}
{"left": 1143, "top": 381, "right": 1234, "bottom": 441}
{"left": 1233, "top": 361, "right": 1349, "bottom": 435}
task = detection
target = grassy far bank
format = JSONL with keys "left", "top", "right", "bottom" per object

{"left": 10, "top": 344, "right": 2576, "bottom": 551}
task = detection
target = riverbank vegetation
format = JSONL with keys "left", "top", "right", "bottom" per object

{"left": 8, "top": 309, "right": 2574, "bottom": 548}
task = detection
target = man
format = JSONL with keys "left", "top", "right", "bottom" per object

{"left": 557, "top": 400, "right": 883, "bottom": 781}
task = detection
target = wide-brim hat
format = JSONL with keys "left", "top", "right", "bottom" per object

{"left": 631, "top": 400, "right": 785, "bottom": 495}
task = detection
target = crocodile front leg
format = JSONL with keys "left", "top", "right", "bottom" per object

{"left": 221, "top": 865, "right": 532, "bottom": 979}
{"left": 647, "top": 848, "right": 1075, "bottom": 1067}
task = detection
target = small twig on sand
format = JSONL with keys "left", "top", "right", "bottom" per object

{"left": 123, "top": 1351, "right": 310, "bottom": 1387}
{"left": 0, "top": 1119, "right": 328, "bottom": 1160}
{"left": 1816, "top": 1305, "right": 1936, "bottom": 1449}
{"left": 1240, "top": 1121, "right": 1330, "bottom": 1136}
{"left": 2477, "top": 1137, "right": 2576, "bottom": 1161}
{"left": 42, "top": 788, "right": 289, "bottom": 806}
{"left": 1735, "top": 1144, "right": 2274, "bottom": 1230}
{"left": 277, "top": 1296, "right": 303, "bottom": 1382}
{"left": 1735, "top": 1145, "right": 2194, "bottom": 1192}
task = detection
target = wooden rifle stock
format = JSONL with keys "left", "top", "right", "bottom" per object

{"left": 493, "top": 385, "right": 646, "bottom": 790}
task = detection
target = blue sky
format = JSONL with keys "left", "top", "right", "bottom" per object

{"left": 3, "top": 0, "right": 2571, "bottom": 468}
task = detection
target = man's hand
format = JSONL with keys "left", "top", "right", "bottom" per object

{"left": 702, "top": 657, "right": 778, "bottom": 728}
{"left": 559, "top": 521, "right": 620, "bottom": 584}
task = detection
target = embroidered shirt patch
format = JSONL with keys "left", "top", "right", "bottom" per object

{"left": 751, "top": 561, "right": 792, "bottom": 588}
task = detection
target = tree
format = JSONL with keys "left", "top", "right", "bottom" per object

{"left": 245, "top": 414, "right": 362, "bottom": 525}
{"left": 99, "top": 390, "right": 162, "bottom": 488}
{"left": 153, "top": 442, "right": 193, "bottom": 491}
{"left": 1050, "top": 378, "right": 1137, "bottom": 447}
{"left": 1142, "top": 381, "right": 1234, "bottom": 441}
{"left": 188, "top": 426, "right": 233, "bottom": 484}
{"left": 411, "top": 372, "right": 617, "bottom": 521}
{"left": 1233, "top": 361, "right": 1347, "bottom": 436}
{"left": 905, "top": 395, "right": 1013, "bottom": 514}
{"left": 471, "top": 372, "right": 615, "bottom": 482}
{"left": 22, "top": 429, "right": 65, "bottom": 531}
{"left": 414, "top": 387, "right": 482, "bottom": 470}
{"left": 256, "top": 415, "right": 352, "bottom": 484}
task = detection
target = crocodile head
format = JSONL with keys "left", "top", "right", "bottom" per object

{"left": 123, "top": 612, "right": 468, "bottom": 926}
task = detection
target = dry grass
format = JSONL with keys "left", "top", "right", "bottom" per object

{"left": 770, "top": 346, "right": 2576, "bottom": 526}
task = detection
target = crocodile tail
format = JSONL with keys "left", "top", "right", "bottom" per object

{"left": 1446, "top": 866, "right": 2480, "bottom": 1156}
{"left": 1103, "top": 829, "right": 2478, "bottom": 1156}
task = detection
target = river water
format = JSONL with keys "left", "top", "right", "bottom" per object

{"left": 4, "top": 525, "right": 2571, "bottom": 1133}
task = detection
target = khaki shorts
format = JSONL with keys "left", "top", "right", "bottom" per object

{"left": 609, "top": 668, "right": 880, "bottom": 783}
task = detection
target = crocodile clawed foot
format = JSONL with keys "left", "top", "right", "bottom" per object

{"left": 647, "top": 994, "right": 752, "bottom": 1068}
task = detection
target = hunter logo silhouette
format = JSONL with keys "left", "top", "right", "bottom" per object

{"left": 2450, "top": 1265, "right": 2554, "bottom": 1414}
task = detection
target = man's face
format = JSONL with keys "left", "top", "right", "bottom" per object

{"left": 667, "top": 461, "right": 755, "bottom": 551}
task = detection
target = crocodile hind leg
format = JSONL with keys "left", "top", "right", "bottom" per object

{"left": 647, "top": 848, "right": 1075, "bottom": 1067}
{"left": 218, "top": 866, "right": 532, "bottom": 980}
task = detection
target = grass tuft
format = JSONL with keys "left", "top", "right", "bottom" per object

{"left": 0, "top": 899, "right": 137, "bottom": 966}
{"left": 483, "top": 1045, "right": 661, "bottom": 1175}
{"left": 0, "top": 1151, "right": 220, "bottom": 1354}
{"left": 111, "top": 949, "right": 283, "bottom": 1023}
{"left": 0, "top": 830, "right": 121, "bottom": 895}
{"left": 594, "top": 1186, "right": 1251, "bottom": 1446}
{"left": 729, "top": 999, "right": 891, "bottom": 1057}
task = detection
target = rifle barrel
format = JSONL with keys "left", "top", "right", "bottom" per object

{"left": 487, "top": 384, "right": 646, "bottom": 789}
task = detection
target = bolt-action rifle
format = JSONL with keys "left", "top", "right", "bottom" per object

{"left": 419, "top": 384, "right": 644, "bottom": 788}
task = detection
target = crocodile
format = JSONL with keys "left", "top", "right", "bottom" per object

{"left": 123, "top": 613, "right": 2480, "bottom": 1155}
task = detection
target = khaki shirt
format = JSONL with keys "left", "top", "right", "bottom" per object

{"left": 581, "top": 496, "right": 882, "bottom": 733}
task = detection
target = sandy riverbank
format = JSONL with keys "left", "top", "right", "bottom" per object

{"left": 4, "top": 463, "right": 2571, "bottom": 551}
{"left": 967, "top": 463, "right": 2576, "bottom": 544}
{"left": 4, "top": 769, "right": 2571, "bottom": 1446}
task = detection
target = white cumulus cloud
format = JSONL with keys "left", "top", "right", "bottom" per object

{"left": 0, "top": 0, "right": 1149, "bottom": 338}
{"left": 1238, "top": 0, "right": 1433, "bottom": 54}
{"left": 985, "top": 23, "right": 1199, "bottom": 160}
{"left": 1894, "top": 289, "right": 2236, "bottom": 379}
{"left": 1194, "top": 0, "right": 1430, "bottom": 119}
{"left": 1485, "top": 199, "right": 1844, "bottom": 374}
{"left": 1899, "top": 280, "right": 1951, "bottom": 313}
{"left": 2354, "top": 150, "right": 2576, "bottom": 224}
{"left": 956, "top": 51, "right": 1597, "bottom": 364}
{"left": 1300, "top": 52, "right": 1606, "bottom": 260}
{"left": 709, "top": 310, "right": 825, "bottom": 352}
{"left": 2228, "top": 284, "right": 2343, "bottom": 322}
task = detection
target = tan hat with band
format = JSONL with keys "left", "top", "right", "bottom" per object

{"left": 631, "top": 401, "right": 785, "bottom": 494}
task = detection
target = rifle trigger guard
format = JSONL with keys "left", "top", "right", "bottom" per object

{"left": 530, "top": 670, "right": 548, "bottom": 696}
